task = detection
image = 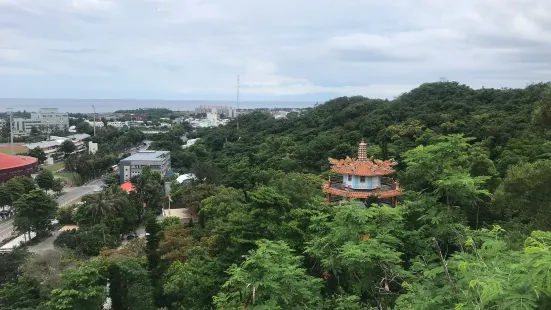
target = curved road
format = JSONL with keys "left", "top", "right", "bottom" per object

{"left": 0, "top": 179, "right": 105, "bottom": 242}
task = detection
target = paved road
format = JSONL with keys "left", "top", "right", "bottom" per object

{"left": 0, "top": 219, "right": 16, "bottom": 243}
{"left": 58, "top": 179, "right": 105, "bottom": 207}
{"left": 0, "top": 179, "right": 105, "bottom": 242}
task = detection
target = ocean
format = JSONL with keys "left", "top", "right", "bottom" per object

{"left": 0, "top": 99, "right": 318, "bottom": 113}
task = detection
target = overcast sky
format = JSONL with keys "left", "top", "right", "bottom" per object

{"left": 0, "top": 0, "right": 550, "bottom": 101}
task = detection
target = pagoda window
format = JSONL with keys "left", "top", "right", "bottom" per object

{"left": 348, "top": 175, "right": 352, "bottom": 181}
{"left": 360, "top": 176, "right": 366, "bottom": 182}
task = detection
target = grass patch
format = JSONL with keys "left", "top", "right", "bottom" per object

{"left": 44, "top": 162, "right": 65, "bottom": 172}
{"left": 0, "top": 148, "right": 27, "bottom": 154}
{"left": 55, "top": 172, "right": 74, "bottom": 182}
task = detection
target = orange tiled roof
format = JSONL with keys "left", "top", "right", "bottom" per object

{"left": 120, "top": 181, "right": 136, "bottom": 192}
{"left": 323, "top": 182, "right": 403, "bottom": 198}
{"left": 328, "top": 156, "right": 396, "bottom": 177}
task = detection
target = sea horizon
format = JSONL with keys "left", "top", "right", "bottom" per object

{"left": 0, "top": 98, "right": 319, "bottom": 113}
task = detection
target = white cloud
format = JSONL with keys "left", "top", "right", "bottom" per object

{"left": 0, "top": 0, "right": 550, "bottom": 101}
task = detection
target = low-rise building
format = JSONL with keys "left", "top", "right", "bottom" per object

{"left": 85, "top": 120, "right": 104, "bottom": 128}
{"left": 107, "top": 121, "right": 128, "bottom": 128}
{"left": 119, "top": 150, "right": 171, "bottom": 183}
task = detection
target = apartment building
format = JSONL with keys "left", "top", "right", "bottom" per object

{"left": 195, "top": 105, "right": 236, "bottom": 118}
{"left": 11, "top": 108, "right": 69, "bottom": 137}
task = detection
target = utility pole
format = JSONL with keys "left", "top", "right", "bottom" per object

{"left": 92, "top": 104, "right": 97, "bottom": 137}
{"left": 7, "top": 108, "right": 14, "bottom": 155}
{"left": 236, "top": 75, "right": 240, "bottom": 135}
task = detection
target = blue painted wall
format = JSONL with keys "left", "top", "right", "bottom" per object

{"left": 352, "top": 175, "right": 358, "bottom": 189}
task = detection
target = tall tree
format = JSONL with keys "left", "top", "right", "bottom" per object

{"left": 47, "top": 260, "right": 108, "bottom": 310}
{"left": 35, "top": 169, "right": 55, "bottom": 191}
{"left": 27, "top": 147, "right": 47, "bottom": 164}
{"left": 214, "top": 239, "right": 323, "bottom": 309}
{"left": 13, "top": 189, "right": 57, "bottom": 238}
{"left": 144, "top": 211, "right": 162, "bottom": 306}
{"left": 306, "top": 203, "right": 405, "bottom": 309}
{"left": 52, "top": 178, "right": 64, "bottom": 195}
{"left": 532, "top": 84, "right": 551, "bottom": 130}
{"left": 59, "top": 140, "right": 76, "bottom": 158}
{"left": 492, "top": 160, "right": 551, "bottom": 231}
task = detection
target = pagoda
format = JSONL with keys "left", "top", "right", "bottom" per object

{"left": 323, "top": 139, "right": 403, "bottom": 207}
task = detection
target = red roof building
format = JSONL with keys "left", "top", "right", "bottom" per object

{"left": 323, "top": 139, "right": 403, "bottom": 207}
{"left": 0, "top": 153, "right": 39, "bottom": 183}
{"left": 120, "top": 181, "right": 136, "bottom": 192}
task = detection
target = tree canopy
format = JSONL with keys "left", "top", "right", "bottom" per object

{"left": 3, "top": 81, "right": 551, "bottom": 310}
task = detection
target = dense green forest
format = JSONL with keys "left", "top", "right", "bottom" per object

{"left": 2, "top": 81, "right": 551, "bottom": 310}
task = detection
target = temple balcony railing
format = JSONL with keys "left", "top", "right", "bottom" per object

{"left": 323, "top": 177, "right": 403, "bottom": 199}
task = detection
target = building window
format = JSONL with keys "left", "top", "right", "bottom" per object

{"left": 360, "top": 176, "right": 366, "bottom": 182}
{"left": 348, "top": 175, "right": 352, "bottom": 181}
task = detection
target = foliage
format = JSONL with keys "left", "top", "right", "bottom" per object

{"left": 159, "top": 216, "right": 181, "bottom": 230}
{"left": 0, "top": 276, "right": 42, "bottom": 310}
{"left": 54, "top": 225, "right": 118, "bottom": 257}
{"left": 4, "top": 82, "right": 551, "bottom": 310}
{"left": 214, "top": 239, "right": 323, "bottom": 309}
{"left": 26, "top": 147, "right": 47, "bottom": 164}
{"left": 102, "top": 173, "right": 120, "bottom": 187}
{"left": 306, "top": 202, "right": 405, "bottom": 308}
{"left": 47, "top": 259, "right": 109, "bottom": 310}
{"left": 56, "top": 205, "right": 76, "bottom": 225}
{"left": 52, "top": 178, "right": 64, "bottom": 195}
{"left": 492, "top": 160, "right": 551, "bottom": 231}
{"left": 21, "top": 249, "right": 78, "bottom": 298}
{"left": 133, "top": 166, "right": 165, "bottom": 214}
{"left": 36, "top": 169, "right": 55, "bottom": 191}
{"left": 59, "top": 140, "right": 76, "bottom": 157}
{"left": 0, "top": 248, "right": 30, "bottom": 285}
{"left": 164, "top": 247, "right": 225, "bottom": 309}
{"left": 108, "top": 259, "right": 156, "bottom": 310}
{"left": 13, "top": 189, "right": 57, "bottom": 237}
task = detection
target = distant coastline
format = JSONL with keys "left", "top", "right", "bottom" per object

{"left": 0, "top": 98, "right": 318, "bottom": 113}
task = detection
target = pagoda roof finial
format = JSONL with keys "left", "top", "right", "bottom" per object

{"left": 358, "top": 139, "right": 367, "bottom": 162}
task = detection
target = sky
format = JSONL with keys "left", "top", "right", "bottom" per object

{"left": 0, "top": 0, "right": 550, "bottom": 102}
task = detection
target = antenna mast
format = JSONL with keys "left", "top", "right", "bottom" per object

{"left": 236, "top": 75, "right": 240, "bottom": 134}
{"left": 92, "top": 104, "right": 97, "bottom": 137}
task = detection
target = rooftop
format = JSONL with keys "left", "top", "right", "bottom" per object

{"left": 328, "top": 139, "right": 397, "bottom": 177}
{"left": 121, "top": 150, "right": 170, "bottom": 161}
{"left": 23, "top": 140, "right": 61, "bottom": 150}
{"left": 0, "top": 153, "right": 38, "bottom": 170}
{"left": 120, "top": 181, "right": 136, "bottom": 192}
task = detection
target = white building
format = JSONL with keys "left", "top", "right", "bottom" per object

{"left": 85, "top": 120, "right": 104, "bottom": 128}
{"left": 23, "top": 133, "right": 91, "bottom": 160}
{"left": 127, "top": 120, "right": 144, "bottom": 128}
{"left": 107, "top": 121, "right": 128, "bottom": 128}
{"left": 0, "top": 119, "right": 5, "bottom": 129}
{"left": 89, "top": 141, "right": 98, "bottom": 154}
{"left": 11, "top": 108, "right": 69, "bottom": 137}
{"left": 181, "top": 138, "right": 199, "bottom": 149}
{"left": 195, "top": 105, "right": 236, "bottom": 118}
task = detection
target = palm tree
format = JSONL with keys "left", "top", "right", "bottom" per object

{"left": 79, "top": 191, "right": 117, "bottom": 226}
